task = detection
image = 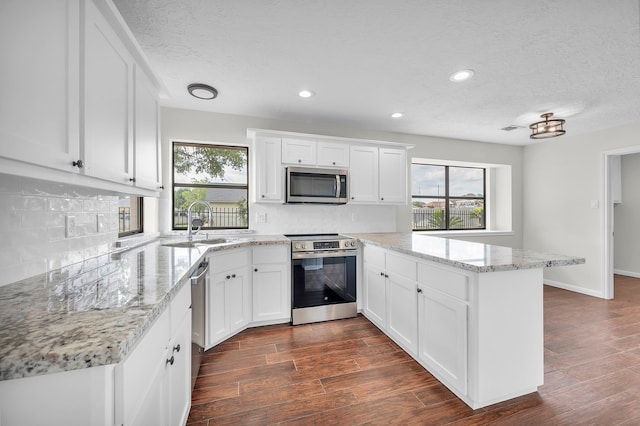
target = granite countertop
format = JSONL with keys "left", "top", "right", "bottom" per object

{"left": 0, "top": 235, "right": 289, "bottom": 381}
{"left": 349, "top": 232, "right": 585, "bottom": 273}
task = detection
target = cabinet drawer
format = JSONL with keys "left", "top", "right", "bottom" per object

{"left": 418, "top": 262, "right": 469, "bottom": 301}
{"left": 253, "top": 245, "right": 288, "bottom": 264}
{"left": 170, "top": 283, "right": 191, "bottom": 337}
{"left": 363, "top": 244, "right": 385, "bottom": 266}
{"left": 209, "top": 248, "right": 248, "bottom": 271}
{"left": 386, "top": 252, "right": 417, "bottom": 281}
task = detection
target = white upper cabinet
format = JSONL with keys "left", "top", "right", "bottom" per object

{"left": 282, "top": 138, "right": 316, "bottom": 165}
{"left": 133, "top": 68, "right": 162, "bottom": 190}
{"left": 255, "top": 136, "right": 283, "bottom": 202}
{"left": 349, "top": 145, "right": 379, "bottom": 203}
{"left": 0, "top": 0, "right": 162, "bottom": 196}
{"left": 83, "top": 0, "right": 134, "bottom": 185}
{"left": 317, "top": 141, "right": 349, "bottom": 168}
{"left": 0, "top": 0, "right": 80, "bottom": 172}
{"left": 379, "top": 148, "right": 407, "bottom": 204}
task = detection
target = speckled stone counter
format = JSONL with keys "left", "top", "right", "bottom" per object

{"left": 0, "top": 235, "right": 289, "bottom": 381}
{"left": 347, "top": 232, "right": 585, "bottom": 273}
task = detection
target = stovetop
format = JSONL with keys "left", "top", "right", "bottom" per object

{"left": 285, "top": 234, "right": 357, "bottom": 251}
{"left": 285, "top": 233, "right": 349, "bottom": 241}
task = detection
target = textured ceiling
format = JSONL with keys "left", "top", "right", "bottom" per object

{"left": 113, "top": 0, "right": 640, "bottom": 145}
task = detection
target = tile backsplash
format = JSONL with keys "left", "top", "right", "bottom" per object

{"left": 0, "top": 174, "right": 119, "bottom": 286}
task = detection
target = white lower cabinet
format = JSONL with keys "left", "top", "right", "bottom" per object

{"left": 207, "top": 248, "right": 251, "bottom": 348}
{"left": 362, "top": 245, "right": 418, "bottom": 354}
{"left": 417, "top": 286, "right": 468, "bottom": 395}
{"left": 252, "top": 245, "right": 290, "bottom": 323}
{"left": 119, "top": 282, "right": 192, "bottom": 426}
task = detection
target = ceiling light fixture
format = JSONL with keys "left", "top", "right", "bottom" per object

{"left": 391, "top": 112, "right": 403, "bottom": 118}
{"left": 299, "top": 89, "right": 315, "bottom": 98}
{"left": 188, "top": 83, "right": 218, "bottom": 100}
{"left": 529, "top": 112, "right": 566, "bottom": 139}
{"left": 449, "top": 69, "right": 474, "bottom": 82}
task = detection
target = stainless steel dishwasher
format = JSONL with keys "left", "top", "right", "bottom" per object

{"left": 190, "top": 260, "right": 209, "bottom": 390}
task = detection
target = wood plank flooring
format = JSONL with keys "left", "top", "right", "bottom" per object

{"left": 187, "top": 275, "right": 640, "bottom": 425}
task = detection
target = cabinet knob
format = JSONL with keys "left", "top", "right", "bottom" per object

{"left": 381, "top": 197, "right": 384, "bottom": 201}
{"left": 298, "top": 159, "right": 302, "bottom": 163}
{"left": 417, "top": 288, "right": 423, "bottom": 293}
{"left": 385, "top": 274, "right": 389, "bottom": 278}
{"left": 166, "top": 356, "right": 175, "bottom": 366}
{"left": 351, "top": 197, "right": 355, "bottom": 200}
{"left": 129, "top": 177, "right": 136, "bottom": 183}
{"left": 380, "top": 272, "right": 384, "bottom": 276}
{"left": 159, "top": 185, "right": 165, "bottom": 190}
{"left": 173, "top": 344, "right": 181, "bottom": 353}
{"left": 232, "top": 274, "right": 236, "bottom": 278}
{"left": 254, "top": 268, "right": 258, "bottom": 272}
{"left": 261, "top": 194, "right": 265, "bottom": 198}
{"left": 226, "top": 275, "right": 231, "bottom": 280}
{"left": 72, "top": 160, "right": 84, "bottom": 169}
{"left": 332, "top": 161, "right": 336, "bottom": 165}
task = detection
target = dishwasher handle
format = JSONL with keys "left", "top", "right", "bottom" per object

{"left": 191, "top": 261, "right": 209, "bottom": 284}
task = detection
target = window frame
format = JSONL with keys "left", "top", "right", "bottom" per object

{"left": 171, "top": 141, "right": 249, "bottom": 231}
{"left": 412, "top": 164, "right": 486, "bottom": 231}
{"left": 118, "top": 196, "right": 144, "bottom": 238}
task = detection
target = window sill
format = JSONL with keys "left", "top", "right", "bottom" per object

{"left": 413, "top": 230, "right": 514, "bottom": 238}
{"left": 114, "top": 232, "right": 160, "bottom": 251}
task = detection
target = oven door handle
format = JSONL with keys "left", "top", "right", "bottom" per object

{"left": 292, "top": 250, "right": 357, "bottom": 259}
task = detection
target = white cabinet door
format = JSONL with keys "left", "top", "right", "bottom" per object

{"left": 252, "top": 263, "right": 289, "bottom": 322}
{"left": 255, "top": 136, "right": 283, "bottom": 202}
{"left": 418, "top": 286, "right": 468, "bottom": 395}
{"left": 208, "top": 269, "right": 231, "bottom": 346}
{"left": 363, "top": 263, "right": 387, "bottom": 328}
{"left": 317, "top": 141, "right": 349, "bottom": 168}
{"left": 0, "top": 0, "right": 80, "bottom": 172}
{"left": 83, "top": 0, "right": 134, "bottom": 185}
{"left": 387, "top": 274, "right": 418, "bottom": 355}
{"left": 133, "top": 68, "right": 162, "bottom": 190}
{"left": 379, "top": 148, "right": 407, "bottom": 204}
{"left": 282, "top": 138, "right": 316, "bottom": 165}
{"left": 349, "top": 145, "right": 379, "bottom": 203}
{"left": 165, "top": 309, "right": 192, "bottom": 426}
{"left": 228, "top": 267, "right": 251, "bottom": 333}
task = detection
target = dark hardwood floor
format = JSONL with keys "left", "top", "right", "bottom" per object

{"left": 187, "top": 275, "right": 640, "bottom": 425}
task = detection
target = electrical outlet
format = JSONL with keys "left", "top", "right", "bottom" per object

{"left": 65, "top": 215, "right": 77, "bottom": 238}
{"left": 351, "top": 213, "right": 358, "bottom": 222}
{"left": 256, "top": 212, "right": 267, "bottom": 223}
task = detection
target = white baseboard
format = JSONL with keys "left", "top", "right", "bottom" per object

{"left": 544, "top": 278, "right": 604, "bottom": 299}
{"left": 614, "top": 269, "right": 640, "bottom": 279}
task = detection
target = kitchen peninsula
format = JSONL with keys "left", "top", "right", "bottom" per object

{"left": 351, "top": 232, "right": 585, "bottom": 409}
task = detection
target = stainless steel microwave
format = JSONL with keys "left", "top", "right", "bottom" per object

{"left": 286, "top": 167, "right": 348, "bottom": 204}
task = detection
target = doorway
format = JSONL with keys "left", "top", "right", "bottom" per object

{"left": 603, "top": 145, "right": 640, "bottom": 299}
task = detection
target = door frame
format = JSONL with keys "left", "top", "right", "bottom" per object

{"left": 602, "top": 145, "right": 640, "bottom": 299}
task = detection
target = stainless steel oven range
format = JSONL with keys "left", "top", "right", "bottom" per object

{"left": 286, "top": 234, "right": 358, "bottom": 325}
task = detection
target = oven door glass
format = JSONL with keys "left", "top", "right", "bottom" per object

{"left": 292, "top": 254, "right": 356, "bottom": 309}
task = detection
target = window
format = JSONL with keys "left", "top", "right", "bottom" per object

{"left": 118, "top": 196, "right": 143, "bottom": 237}
{"left": 172, "top": 142, "right": 248, "bottom": 230}
{"left": 412, "top": 163, "right": 485, "bottom": 231}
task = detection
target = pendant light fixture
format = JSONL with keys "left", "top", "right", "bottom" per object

{"left": 529, "top": 113, "right": 566, "bottom": 139}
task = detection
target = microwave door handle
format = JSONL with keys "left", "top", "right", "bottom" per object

{"left": 335, "top": 175, "right": 340, "bottom": 198}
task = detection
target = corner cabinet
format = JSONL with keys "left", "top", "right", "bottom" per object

{"left": 0, "top": 0, "right": 163, "bottom": 196}
{"left": 207, "top": 248, "right": 251, "bottom": 348}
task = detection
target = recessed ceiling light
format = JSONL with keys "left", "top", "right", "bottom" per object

{"left": 391, "top": 112, "right": 403, "bottom": 118}
{"left": 299, "top": 89, "right": 315, "bottom": 98}
{"left": 187, "top": 83, "right": 218, "bottom": 100}
{"left": 449, "top": 69, "right": 475, "bottom": 82}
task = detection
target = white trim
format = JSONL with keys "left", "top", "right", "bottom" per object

{"left": 414, "top": 230, "right": 514, "bottom": 238}
{"left": 602, "top": 145, "right": 640, "bottom": 300}
{"left": 613, "top": 269, "right": 640, "bottom": 279}
{"left": 544, "top": 279, "right": 603, "bottom": 299}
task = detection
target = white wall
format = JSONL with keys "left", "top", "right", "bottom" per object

{"left": 160, "top": 107, "right": 524, "bottom": 246}
{"left": 0, "top": 174, "right": 119, "bottom": 286}
{"left": 614, "top": 152, "right": 640, "bottom": 277}
{"left": 523, "top": 122, "right": 640, "bottom": 297}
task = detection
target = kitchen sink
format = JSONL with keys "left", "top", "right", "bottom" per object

{"left": 161, "top": 238, "right": 234, "bottom": 248}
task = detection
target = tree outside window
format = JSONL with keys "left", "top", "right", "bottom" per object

{"left": 412, "top": 164, "right": 485, "bottom": 231}
{"left": 172, "top": 142, "right": 248, "bottom": 230}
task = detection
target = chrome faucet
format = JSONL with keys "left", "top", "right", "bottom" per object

{"left": 187, "top": 201, "right": 213, "bottom": 241}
